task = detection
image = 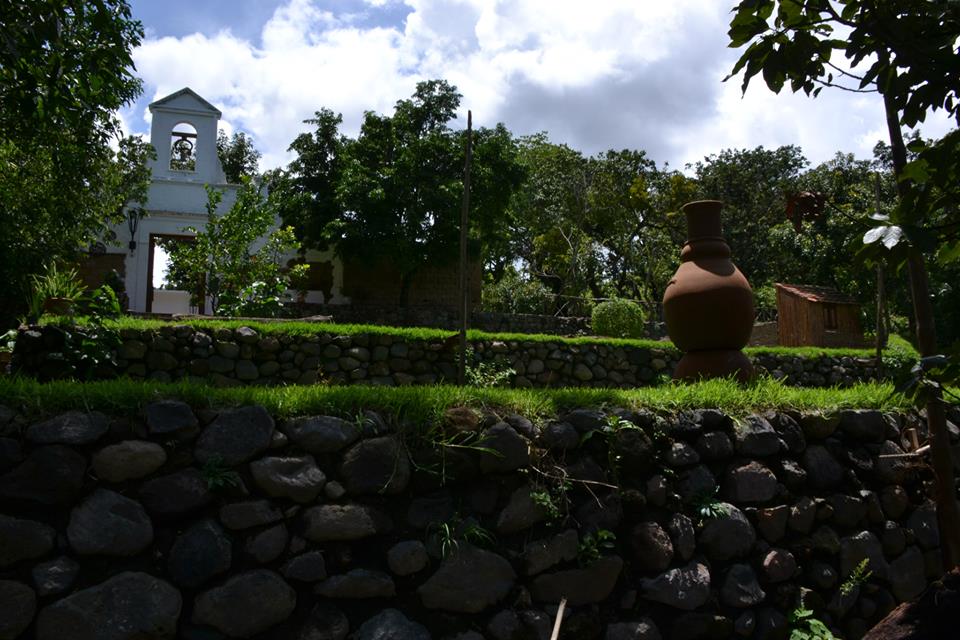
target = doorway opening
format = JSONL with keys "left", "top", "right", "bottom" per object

{"left": 146, "top": 233, "right": 204, "bottom": 315}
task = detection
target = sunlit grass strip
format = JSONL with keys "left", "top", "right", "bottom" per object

{"left": 39, "top": 315, "right": 905, "bottom": 360}
{"left": 0, "top": 376, "right": 912, "bottom": 424}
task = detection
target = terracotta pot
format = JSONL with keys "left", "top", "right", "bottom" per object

{"left": 662, "top": 200, "right": 755, "bottom": 381}
{"left": 43, "top": 297, "right": 74, "bottom": 316}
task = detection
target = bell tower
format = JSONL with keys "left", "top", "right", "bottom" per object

{"left": 148, "top": 87, "right": 227, "bottom": 184}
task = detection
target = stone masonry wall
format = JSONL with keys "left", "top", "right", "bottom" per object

{"left": 296, "top": 304, "right": 593, "bottom": 337}
{"left": 13, "top": 324, "right": 886, "bottom": 388}
{"left": 1, "top": 400, "right": 957, "bottom": 639}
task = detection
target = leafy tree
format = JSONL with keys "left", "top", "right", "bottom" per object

{"left": 690, "top": 145, "right": 807, "bottom": 285}
{"left": 480, "top": 266, "right": 554, "bottom": 315}
{"left": 0, "top": 0, "right": 147, "bottom": 326}
{"left": 504, "top": 135, "right": 688, "bottom": 313}
{"left": 273, "top": 80, "right": 525, "bottom": 306}
{"left": 163, "top": 179, "right": 307, "bottom": 317}
{"left": 217, "top": 129, "right": 261, "bottom": 183}
{"left": 728, "top": 0, "right": 960, "bottom": 569}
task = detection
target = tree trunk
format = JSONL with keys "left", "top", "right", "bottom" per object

{"left": 883, "top": 89, "right": 960, "bottom": 571}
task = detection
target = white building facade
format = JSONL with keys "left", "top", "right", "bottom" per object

{"left": 97, "top": 88, "right": 347, "bottom": 314}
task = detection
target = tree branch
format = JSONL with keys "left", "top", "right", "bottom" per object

{"left": 815, "top": 78, "right": 877, "bottom": 94}
{"left": 825, "top": 60, "right": 866, "bottom": 82}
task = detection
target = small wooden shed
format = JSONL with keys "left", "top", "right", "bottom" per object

{"left": 775, "top": 283, "right": 865, "bottom": 348}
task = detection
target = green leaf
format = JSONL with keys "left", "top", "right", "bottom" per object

{"left": 863, "top": 225, "right": 903, "bottom": 249}
{"left": 937, "top": 241, "right": 960, "bottom": 265}
{"left": 898, "top": 159, "right": 930, "bottom": 184}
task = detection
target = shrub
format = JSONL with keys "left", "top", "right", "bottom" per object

{"left": 481, "top": 269, "right": 554, "bottom": 315}
{"left": 882, "top": 334, "right": 920, "bottom": 379}
{"left": 591, "top": 299, "right": 647, "bottom": 338}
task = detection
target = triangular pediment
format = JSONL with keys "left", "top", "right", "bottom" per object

{"left": 149, "top": 87, "right": 222, "bottom": 117}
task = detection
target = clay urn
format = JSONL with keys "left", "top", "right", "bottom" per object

{"left": 662, "top": 200, "right": 755, "bottom": 381}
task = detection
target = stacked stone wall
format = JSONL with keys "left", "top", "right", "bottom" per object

{"left": 0, "top": 400, "right": 956, "bottom": 639}
{"left": 295, "top": 305, "right": 594, "bottom": 336}
{"left": 14, "top": 324, "right": 887, "bottom": 388}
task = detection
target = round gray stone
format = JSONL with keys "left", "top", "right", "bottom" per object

{"left": 139, "top": 468, "right": 214, "bottom": 517}
{"left": 315, "top": 569, "right": 396, "bottom": 598}
{"left": 640, "top": 561, "right": 711, "bottom": 610}
{"left": 299, "top": 602, "right": 349, "bottom": 640}
{"left": 355, "top": 609, "right": 430, "bottom": 640}
{"left": 720, "top": 563, "right": 765, "bottom": 607}
{"left": 195, "top": 405, "right": 274, "bottom": 466}
{"left": 606, "top": 619, "right": 662, "bottom": 640}
{"left": 801, "top": 445, "right": 845, "bottom": 489}
{"left": 283, "top": 551, "right": 328, "bottom": 582}
{"left": 419, "top": 544, "right": 516, "bottom": 613}
{"left": 67, "top": 489, "right": 153, "bottom": 556}
{"left": 302, "top": 504, "right": 392, "bottom": 541}
{"left": 0, "top": 445, "right": 86, "bottom": 504}
{"left": 93, "top": 440, "right": 167, "bottom": 482}
{"left": 250, "top": 454, "right": 326, "bottom": 503}
{"left": 144, "top": 400, "right": 198, "bottom": 438}
{"left": 0, "top": 514, "right": 56, "bottom": 568}
{"left": 31, "top": 556, "right": 80, "bottom": 596}
{"left": 26, "top": 411, "right": 108, "bottom": 445}
{"left": 245, "top": 523, "right": 289, "bottom": 564}
{"left": 193, "top": 570, "right": 296, "bottom": 638}
{"left": 0, "top": 580, "right": 36, "bottom": 640}
{"left": 36, "top": 572, "right": 181, "bottom": 640}
{"left": 630, "top": 522, "right": 674, "bottom": 573}
{"left": 387, "top": 540, "right": 429, "bottom": 576}
{"left": 722, "top": 461, "right": 778, "bottom": 504}
{"left": 282, "top": 416, "right": 361, "bottom": 453}
{"left": 495, "top": 484, "right": 549, "bottom": 534}
{"left": 699, "top": 504, "right": 756, "bottom": 562}
{"left": 479, "top": 423, "right": 529, "bottom": 473}
{"left": 529, "top": 555, "right": 623, "bottom": 606}
{"left": 340, "top": 436, "right": 411, "bottom": 495}
{"left": 167, "top": 518, "right": 232, "bottom": 588}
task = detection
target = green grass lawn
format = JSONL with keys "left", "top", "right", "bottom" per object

{"left": 0, "top": 376, "right": 912, "bottom": 424}
{"left": 41, "top": 315, "right": 917, "bottom": 361}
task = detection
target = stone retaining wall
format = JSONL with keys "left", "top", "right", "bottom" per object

{"left": 13, "top": 324, "right": 886, "bottom": 388}
{"left": 0, "top": 399, "right": 956, "bottom": 639}
{"left": 297, "top": 304, "right": 594, "bottom": 336}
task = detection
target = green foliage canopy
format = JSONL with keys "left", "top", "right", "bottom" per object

{"left": 163, "top": 179, "right": 306, "bottom": 317}
{"left": 0, "top": 0, "right": 150, "bottom": 326}
{"left": 271, "top": 80, "right": 525, "bottom": 305}
{"left": 217, "top": 129, "right": 262, "bottom": 184}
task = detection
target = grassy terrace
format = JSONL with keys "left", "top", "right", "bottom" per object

{"left": 41, "top": 315, "right": 917, "bottom": 360}
{"left": 0, "top": 377, "right": 912, "bottom": 424}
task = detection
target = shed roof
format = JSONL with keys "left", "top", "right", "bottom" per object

{"left": 775, "top": 283, "right": 860, "bottom": 305}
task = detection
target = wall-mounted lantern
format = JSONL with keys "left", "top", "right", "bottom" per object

{"left": 127, "top": 208, "right": 143, "bottom": 253}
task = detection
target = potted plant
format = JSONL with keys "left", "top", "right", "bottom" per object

{"left": 28, "top": 264, "right": 87, "bottom": 320}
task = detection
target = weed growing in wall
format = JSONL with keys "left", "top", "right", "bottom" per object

{"left": 840, "top": 559, "right": 873, "bottom": 596}
{"left": 577, "top": 529, "right": 617, "bottom": 567}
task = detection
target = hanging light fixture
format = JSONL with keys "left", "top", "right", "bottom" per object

{"left": 127, "top": 208, "right": 142, "bottom": 252}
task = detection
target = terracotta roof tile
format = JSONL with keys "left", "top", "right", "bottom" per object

{"left": 775, "top": 283, "right": 859, "bottom": 305}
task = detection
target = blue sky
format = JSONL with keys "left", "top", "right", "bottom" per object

{"left": 122, "top": 0, "right": 955, "bottom": 174}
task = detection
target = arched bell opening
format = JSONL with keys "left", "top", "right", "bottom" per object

{"left": 169, "top": 122, "right": 198, "bottom": 172}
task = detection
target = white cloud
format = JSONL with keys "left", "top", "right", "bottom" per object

{"left": 128, "top": 0, "right": 956, "bottom": 174}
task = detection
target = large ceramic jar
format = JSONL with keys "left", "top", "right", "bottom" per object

{"left": 662, "top": 200, "right": 755, "bottom": 381}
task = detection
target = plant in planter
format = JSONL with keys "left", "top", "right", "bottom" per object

{"left": 26, "top": 264, "right": 87, "bottom": 321}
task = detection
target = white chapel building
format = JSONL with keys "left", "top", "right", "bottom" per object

{"left": 87, "top": 88, "right": 347, "bottom": 314}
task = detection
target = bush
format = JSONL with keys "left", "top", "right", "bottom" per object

{"left": 481, "top": 269, "right": 554, "bottom": 315}
{"left": 591, "top": 299, "right": 647, "bottom": 338}
{"left": 882, "top": 334, "right": 920, "bottom": 379}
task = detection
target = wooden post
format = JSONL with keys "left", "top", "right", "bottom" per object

{"left": 457, "top": 111, "right": 473, "bottom": 386}
{"left": 873, "top": 173, "right": 887, "bottom": 367}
